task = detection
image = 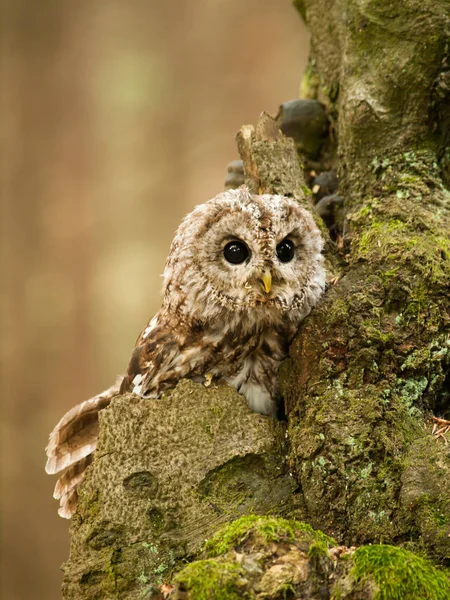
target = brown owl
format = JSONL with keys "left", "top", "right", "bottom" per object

{"left": 46, "top": 187, "right": 326, "bottom": 517}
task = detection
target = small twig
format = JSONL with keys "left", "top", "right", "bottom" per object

{"left": 430, "top": 416, "right": 450, "bottom": 440}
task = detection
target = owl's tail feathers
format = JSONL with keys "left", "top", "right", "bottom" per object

{"left": 45, "top": 377, "right": 122, "bottom": 518}
{"left": 53, "top": 455, "right": 93, "bottom": 518}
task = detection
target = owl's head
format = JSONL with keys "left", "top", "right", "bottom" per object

{"left": 162, "top": 187, "right": 325, "bottom": 323}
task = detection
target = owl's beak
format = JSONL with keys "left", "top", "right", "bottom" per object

{"left": 260, "top": 269, "right": 272, "bottom": 294}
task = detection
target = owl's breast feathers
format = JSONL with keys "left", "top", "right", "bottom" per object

{"left": 121, "top": 309, "right": 294, "bottom": 415}
{"left": 119, "top": 311, "right": 280, "bottom": 395}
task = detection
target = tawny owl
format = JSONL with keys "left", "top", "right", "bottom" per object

{"left": 45, "top": 187, "right": 326, "bottom": 518}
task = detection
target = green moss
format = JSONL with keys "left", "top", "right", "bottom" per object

{"left": 367, "top": 151, "right": 441, "bottom": 201}
{"left": 351, "top": 207, "right": 450, "bottom": 288}
{"left": 299, "top": 62, "right": 321, "bottom": 99}
{"left": 400, "top": 436, "right": 450, "bottom": 561}
{"left": 361, "top": 323, "right": 394, "bottom": 348}
{"left": 175, "top": 518, "right": 338, "bottom": 599}
{"left": 418, "top": 495, "right": 450, "bottom": 529}
{"left": 327, "top": 299, "right": 350, "bottom": 327}
{"left": 76, "top": 488, "right": 101, "bottom": 520}
{"left": 356, "top": 219, "right": 407, "bottom": 258}
{"left": 348, "top": 151, "right": 450, "bottom": 283}
{"left": 353, "top": 199, "right": 380, "bottom": 219}
{"left": 285, "top": 371, "right": 426, "bottom": 543}
{"left": 292, "top": 0, "right": 307, "bottom": 23}
{"left": 174, "top": 559, "right": 246, "bottom": 600}
{"left": 381, "top": 266, "right": 400, "bottom": 280}
{"left": 352, "top": 545, "right": 450, "bottom": 599}
{"left": 301, "top": 184, "right": 312, "bottom": 197}
{"left": 401, "top": 348, "right": 431, "bottom": 372}
{"left": 204, "top": 515, "right": 335, "bottom": 558}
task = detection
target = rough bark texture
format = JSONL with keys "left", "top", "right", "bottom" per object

{"left": 236, "top": 111, "right": 308, "bottom": 201}
{"left": 63, "top": 1, "right": 450, "bottom": 598}
{"left": 281, "top": 0, "right": 450, "bottom": 561}
{"left": 62, "top": 383, "right": 304, "bottom": 599}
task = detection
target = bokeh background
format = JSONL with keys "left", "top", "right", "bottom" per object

{"left": 0, "top": 1, "right": 308, "bottom": 598}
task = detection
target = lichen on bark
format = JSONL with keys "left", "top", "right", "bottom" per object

{"left": 283, "top": 0, "right": 450, "bottom": 561}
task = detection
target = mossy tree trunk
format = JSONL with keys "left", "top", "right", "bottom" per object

{"left": 281, "top": 0, "right": 450, "bottom": 559}
{"left": 63, "top": 1, "right": 450, "bottom": 598}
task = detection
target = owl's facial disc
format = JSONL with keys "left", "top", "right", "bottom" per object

{"left": 161, "top": 188, "right": 325, "bottom": 318}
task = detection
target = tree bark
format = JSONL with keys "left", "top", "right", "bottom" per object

{"left": 63, "top": 382, "right": 303, "bottom": 600}
{"left": 63, "top": 1, "right": 450, "bottom": 598}
{"left": 282, "top": 0, "right": 450, "bottom": 559}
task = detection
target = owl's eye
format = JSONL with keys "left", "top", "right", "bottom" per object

{"left": 223, "top": 240, "right": 250, "bottom": 264}
{"left": 276, "top": 239, "right": 295, "bottom": 262}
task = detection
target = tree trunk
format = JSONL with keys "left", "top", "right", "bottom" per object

{"left": 63, "top": 1, "right": 450, "bottom": 598}
{"left": 282, "top": 0, "right": 450, "bottom": 557}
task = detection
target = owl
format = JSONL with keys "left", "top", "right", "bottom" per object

{"left": 45, "top": 187, "right": 326, "bottom": 518}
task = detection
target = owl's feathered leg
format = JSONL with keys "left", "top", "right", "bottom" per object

{"left": 45, "top": 377, "right": 122, "bottom": 517}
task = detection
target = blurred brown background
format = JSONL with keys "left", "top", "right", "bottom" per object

{"left": 0, "top": 1, "right": 308, "bottom": 598}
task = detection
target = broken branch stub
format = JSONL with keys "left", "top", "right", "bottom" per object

{"left": 236, "top": 112, "right": 309, "bottom": 206}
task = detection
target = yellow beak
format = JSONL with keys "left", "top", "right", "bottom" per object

{"left": 260, "top": 269, "right": 272, "bottom": 294}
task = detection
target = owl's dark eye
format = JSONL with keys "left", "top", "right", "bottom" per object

{"left": 223, "top": 240, "right": 250, "bottom": 264}
{"left": 276, "top": 239, "right": 295, "bottom": 262}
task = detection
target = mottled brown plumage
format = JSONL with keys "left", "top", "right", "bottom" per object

{"left": 46, "top": 187, "right": 326, "bottom": 518}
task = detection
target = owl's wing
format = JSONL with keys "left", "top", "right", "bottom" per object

{"left": 45, "top": 378, "right": 122, "bottom": 518}
{"left": 120, "top": 314, "right": 204, "bottom": 397}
